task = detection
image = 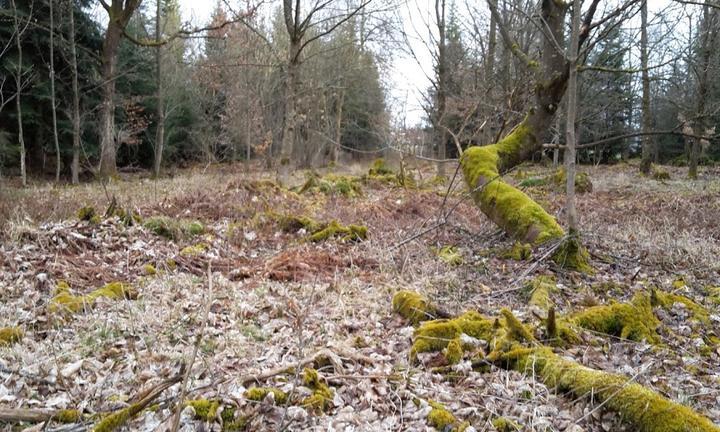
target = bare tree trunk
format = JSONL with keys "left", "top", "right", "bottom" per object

{"left": 49, "top": 0, "right": 61, "bottom": 183}
{"left": 154, "top": 0, "right": 165, "bottom": 178}
{"left": 565, "top": 0, "right": 582, "bottom": 233}
{"left": 639, "top": 0, "right": 652, "bottom": 175}
{"left": 689, "top": 1, "right": 714, "bottom": 180}
{"left": 98, "top": 0, "right": 142, "bottom": 178}
{"left": 98, "top": 23, "right": 123, "bottom": 177}
{"left": 11, "top": 0, "right": 26, "bottom": 187}
{"left": 484, "top": 9, "right": 497, "bottom": 144}
{"left": 278, "top": 39, "right": 300, "bottom": 184}
{"left": 435, "top": 0, "right": 447, "bottom": 177}
{"left": 68, "top": 0, "right": 81, "bottom": 184}
{"left": 332, "top": 89, "right": 345, "bottom": 165}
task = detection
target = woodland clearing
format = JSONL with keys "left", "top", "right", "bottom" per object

{"left": 1, "top": 160, "right": 720, "bottom": 431}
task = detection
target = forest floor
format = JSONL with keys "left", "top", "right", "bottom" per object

{"left": 1, "top": 160, "right": 719, "bottom": 432}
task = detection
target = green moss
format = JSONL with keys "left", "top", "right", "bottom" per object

{"left": 569, "top": 292, "right": 660, "bottom": 343}
{"left": 435, "top": 246, "right": 463, "bottom": 266}
{"left": 143, "top": 217, "right": 204, "bottom": 240}
{"left": 500, "top": 308, "right": 535, "bottom": 343}
{"left": 651, "top": 289, "right": 709, "bottom": 323}
{"left": 444, "top": 338, "right": 463, "bottom": 364}
{"left": 220, "top": 406, "right": 248, "bottom": 431}
{"left": 461, "top": 119, "right": 566, "bottom": 245}
{"left": 0, "top": 326, "right": 23, "bottom": 346}
{"left": 55, "top": 409, "right": 82, "bottom": 423}
{"left": 186, "top": 399, "right": 220, "bottom": 421}
{"left": 302, "top": 368, "right": 333, "bottom": 412}
{"left": 308, "top": 220, "right": 367, "bottom": 242}
{"left": 143, "top": 264, "right": 157, "bottom": 275}
{"left": 392, "top": 290, "right": 439, "bottom": 324}
{"left": 49, "top": 281, "right": 137, "bottom": 314}
{"left": 550, "top": 168, "right": 593, "bottom": 193}
{"left": 707, "top": 286, "right": 720, "bottom": 305}
{"left": 512, "top": 347, "right": 720, "bottom": 432}
{"left": 518, "top": 177, "right": 547, "bottom": 188}
{"left": 552, "top": 235, "right": 594, "bottom": 273}
{"left": 369, "top": 158, "right": 394, "bottom": 176}
{"left": 501, "top": 242, "right": 532, "bottom": 261}
{"left": 92, "top": 401, "right": 145, "bottom": 432}
{"left": 412, "top": 311, "right": 494, "bottom": 359}
{"left": 299, "top": 172, "right": 363, "bottom": 197}
{"left": 492, "top": 416, "right": 521, "bottom": 431}
{"left": 180, "top": 242, "right": 209, "bottom": 257}
{"left": 427, "top": 401, "right": 469, "bottom": 431}
{"left": 651, "top": 165, "right": 671, "bottom": 180}
{"left": 526, "top": 275, "right": 557, "bottom": 310}
{"left": 77, "top": 206, "right": 97, "bottom": 222}
{"left": 244, "top": 387, "right": 288, "bottom": 405}
{"left": 275, "top": 213, "right": 322, "bottom": 233}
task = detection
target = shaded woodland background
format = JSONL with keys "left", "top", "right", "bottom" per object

{"left": 0, "top": 0, "right": 718, "bottom": 184}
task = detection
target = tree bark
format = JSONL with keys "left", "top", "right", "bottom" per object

{"left": 98, "top": 0, "right": 142, "bottom": 178}
{"left": 11, "top": 0, "right": 26, "bottom": 187}
{"left": 68, "top": 0, "right": 81, "bottom": 184}
{"left": 278, "top": 38, "right": 301, "bottom": 184}
{"left": 154, "top": 0, "right": 165, "bottom": 178}
{"left": 435, "top": 0, "right": 447, "bottom": 177}
{"left": 689, "top": 1, "right": 715, "bottom": 180}
{"left": 640, "top": 0, "right": 652, "bottom": 175}
{"left": 565, "top": 0, "right": 582, "bottom": 233}
{"left": 50, "top": 0, "right": 61, "bottom": 183}
{"left": 461, "top": 0, "right": 597, "bottom": 270}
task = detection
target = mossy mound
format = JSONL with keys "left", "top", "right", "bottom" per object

{"left": 186, "top": 399, "right": 220, "bottom": 421}
{"left": 551, "top": 235, "right": 594, "bottom": 273}
{"left": 518, "top": 177, "right": 547, "bottom": 188}
{"left": 435, "top": 246, "right": 463, "bottom": 266}
{"left": 143, "top": 264, "right": 157, "bottom": 276}
{"left": 180, "top": 242, "right": 209, "bottom": 257}
{"left": 0, "top": 326, "right": 23, "bottom": 346}
{"left": 77, "top": 206, "right": 101, "bottom": 224}
{"left": 274, "top": 213, "right": 322, "bottom": 233}
{"left": 411, "top": 311, "right": 495, "bottom": 360}
{"left": 651, "top": 165, "right": 670, "bottom": 180}
{"left": 500, "top": 242, "right": 532, "bottom": 261}
{"left": 427, "top": 400, "right": 470, "bottom": 431}
{"left": 568, "top": 292, "right": 660, "bottom": 343}
{"left": 298, "top": 172, "right": 363, "bottom": 197}
{"left": 392, "top": 290, "right": 440, "bottom": 325}
{"left": 245, "top": 387, "right": 288, "bottom": 405}
{"left": 364, "top": 158, "right": 416, "bottom": 188}
{"left": 143, "top": 217, "right": 204, "bottom": 240}
{"left": 49, "top": 281, "right": 137, "bottom": 315}
{"left": 549, "top": 168, "right": 593, "bottom": 193}
{"left": 492, "top": 416, "right": 521, "bottom": 431}
{"left": 301, "top": 368, "right": 334, "bottom": 412}
{"left": 368, "top": 158, "right": 394, "bottom": 176}
{"left": 651, "top": 288, "right": 709, "bottom": 323}
{"left": 308, "top": 220, "right": 367, "bottom": 242}
{"left": 55, "top": 409, "right": 82, "bottom": 423}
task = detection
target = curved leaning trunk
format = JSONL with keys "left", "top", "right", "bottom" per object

{"left": 461, "top": 116, "right": 564, "bottom": 245}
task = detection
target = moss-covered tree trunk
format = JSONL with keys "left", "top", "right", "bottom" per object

{"left": 462, "top": 1, "right": 598, "bottom": 267}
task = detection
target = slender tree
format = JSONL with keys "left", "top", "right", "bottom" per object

{"left": 640, "top": 0, "right": 652, "bottom": 174}
{"left": 565, "top": 0, "right": 582, "bottom": 233}
{"left": 49, "top": 0, "right": 61, "bottom": 182}
{"left": 154, "top": 0, "right": 164, "bottom": 177}
{"left": 67, "top": 0, "right": 82, "bottom": 184}
{"left": 10, "top": 0, "right": 28, "bottom": 186}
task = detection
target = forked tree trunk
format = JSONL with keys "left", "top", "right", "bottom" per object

{"left": 461, "top": 0, "right": 596, "bottom": 270}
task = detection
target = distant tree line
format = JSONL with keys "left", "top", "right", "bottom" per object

{"left": 0, "top": 0, "right": 389, "bottom": 182}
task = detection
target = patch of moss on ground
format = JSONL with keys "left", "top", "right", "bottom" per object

{"left": 525, "top": 275, "right": 557, "bottom": 310}
{"left": 392, "top": 290, "right": 439, "bottom": 325}
{"left": 427, "top": 400, "right": 470, "bottom": 431}
{"left": 0, "top": 326, "right": 23, "bottom": 346}
{"left": 49, "top": 281, "right": 137, "bottom": 315}
{"left": 435, "top": 246, "right": 463, "bottom": 266}
{"left": 143, "top": 217, "right": 204, "bottom": 240}
{"left": 301, "top": 368, "right": 334, "bottom": 412}
{"left": 245, "top": 387, "right": 288, "bottom": 404}
{"left": 501, "top": 242, "right": 532, "bottom": 261}
{"left": 308, "top": 220, "right": 367, "bottom": 242}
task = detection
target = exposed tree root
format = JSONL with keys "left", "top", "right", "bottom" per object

{"left": 395, "top": 290, "right": 720, "bottom": 432}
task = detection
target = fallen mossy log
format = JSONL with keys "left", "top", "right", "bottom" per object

{"left": 395, "top": 290, "right": 720, "bottom": 432}
{"left": 0, "top": 408, "right": 81, "bottom": 424}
